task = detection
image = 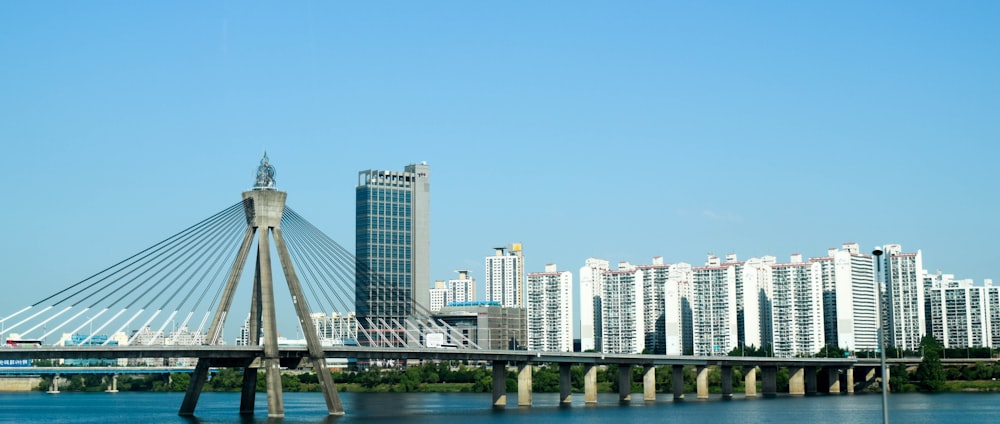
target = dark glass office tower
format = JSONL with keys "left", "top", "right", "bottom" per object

{"left": 355, "top": 163, "right": 430, "bottom": 342}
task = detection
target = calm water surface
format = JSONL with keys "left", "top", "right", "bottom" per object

{"left": 1, "top": 391, "right": 996, "bottom": 423}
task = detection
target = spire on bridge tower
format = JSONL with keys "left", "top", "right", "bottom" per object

{"left": 180, "top": 154, "right": 343, "bottom": 418}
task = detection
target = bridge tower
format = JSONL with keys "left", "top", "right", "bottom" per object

{"left": 179, "top": 153, "right": 344, "bottom": 418}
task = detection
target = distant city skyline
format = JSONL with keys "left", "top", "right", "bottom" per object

{"left": 2, "top": 3, "right": 997, "bottom": 340}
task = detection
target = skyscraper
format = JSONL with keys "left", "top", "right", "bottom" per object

{"left": 882, "top": 244, "right": 925, "bottom": 351}
{"left": 766, "top": 254, "right": 825, "bottom": 358}
{"left": 579, "top": 258, "right": 610, "bottom": 352}
{"left": 812, "top": 242, "right": 879, "bottom": 352}
{"left": 526, "top": 263, "right": 573, "bottom": 352}
{"left": 485, "top": 244, "right": 524, "bottom": 308}
{"left": 355, "top": 163, "right": 430, "bottom": 337}
{"left": 600, "top": 262, "right": 645, "bottom": 354}
{"left": 448, "top": 270, "right": 476, "bottom": 304}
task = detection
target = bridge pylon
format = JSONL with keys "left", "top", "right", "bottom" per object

{"left": 179, "top": 153, "right": 344, "bottom": 418}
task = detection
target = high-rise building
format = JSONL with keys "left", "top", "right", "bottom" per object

{"left": 448, "top": 270, "right": 476, "bottom": 304}
{"left": 526, "top": 263, "right": 573, "bottom": 352}
{"left": 663, "top": 262, "right": 694, "bottom": 355}
{"left": 600, "top": 262, "right": 645, "bottom": 354}
{"left": 579, "top": 258, "right": 610, "bottom": 352}
{"left": 766, "top": 254, "right": 825, "bottom": 358}
{"left": 429, "top": 281, "right": 449, "bottom": 312}
{"left": 812, "top": 242, "right": 879, "bottom": 352}
{"left": 692, "top": 255, "right": 738, "bottom": 356}
{"left": 355, "top": 163, "right": 431, "bottom": 336}
{"left": 926, "top": 274, "right": 998, "bottom": 349}
{"left": 882, "top": 244, "right": 926, "bottom": 351}
{"left": 485, "top": 244, "right": 524, "bottom": 308}
{"left": 638, "top": 257, "right": 671, "bottom": 354}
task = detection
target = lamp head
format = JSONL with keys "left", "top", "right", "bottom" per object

{"left": 872, "top": 248, "right": 883, "bottom": 257}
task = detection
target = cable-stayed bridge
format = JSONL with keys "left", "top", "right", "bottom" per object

{"left": 0, "top": 154, "right": 880, "bottom": 418}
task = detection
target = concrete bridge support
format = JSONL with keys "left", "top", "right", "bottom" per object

{"left": 105, "top": 374, "right": 119, "bottom": 393}
{"left": 805, "top": 367, "right": 817, "bottom": 395}
{"left": 618, "top": 366, "right": 632, "bottom": 402}
{"left": 643, "top": 366, "right": 656, "bottom": 401}
{"left": 672, "top": 365, "right": 685, "bottom": 400}
{"left": 517, "top": 363, "right": 532, "bottom": 407}
{"left": 789, "top": 367, "right": 805, "bottom": 395}
{"left": 47, "top": 374, "right": 60, "bottom": 394}
{"left": 827, "top": 368, "right": 841, "bottom": 393}
{"left": 492, "top": 361, "right": 507, "bottom": 408}
{"left": 762, "top": 366, "right": 777, "bottom": 397}
{"left": 721, "top": 366, "right": 733, "bottom": 399}
{"left": 846, "top": 366, "right": 854, "bottom": 393}
{"left": 584, "top": 364, "right": 598, "bottom": 404}
{"left": 559, "top": 363, "right": 572, "bottom": 405}
{"left": 745, "top": 367, "right": 757, "bottom": 397}
{"left": 696, "top": 366, "right": 710, "bottom": 399}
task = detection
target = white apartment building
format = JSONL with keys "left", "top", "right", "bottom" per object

{"left": 311, "top": 312, "right": 358, "bottom": 343}
{"left": 429, "top": 281, "right": 449, "bottom": 312}
{"left": 526, "top": 263, "right": 573, "bottom": 352}
{"left": 663, "top": 262, "right": 694, "bottom": 355}
{"left": 767, "top": 254, "right": 825, "bottom": 358}
{"left": 485, "top": 244, "right": 524, "bottom": 308}
{"left": 638, "top": 257, "right": 671, "bottom": 354}
{"left": 812, "top": 242, "right": 879, "bottom": 352}
{"left": 927, "top": 275, "right": 998, "bottom": 349}
{"left": 692, "top": 256, "right": 738, "bottom": 356}
{"left": 883, "top": 244, "right": 926, "bottom": 351}
{"left": 448, "top": 270, "right": 476, "bottom": 304}
{"left": 579, "top": 258, "right": 610, "bottom": 352}
{"left": 601, "top": 262, "right": 645, "bottom": 354}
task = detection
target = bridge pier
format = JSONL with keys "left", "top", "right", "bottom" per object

{"left": 643, "top": 366, "right": 656, "bottom": 401}
{"left": 696, "top": 365, "right": 709, "bottom": 399}
{"left": 721, "top": 366, "right": 733, "bottom": 399}
{"left": 745, "top": 366, "right": 757, "bottom": 397}
{"left": 180, "top": 359, "right": 213, "bottom": 415}
{"left": 105, "top": 374, "right": 119, "bottom": 393}
{"left": 672, "top": 365, "right": 685, "bottom": 400}
{"left": 846, "top": 366, "right": 854, "bottom": 393}
{"left": 618, "top": 365, "right": 631, "bottom": 402}
{"left": 762, "top": 366, "right": 777, "bottom": 397}
{"left": 805, "top": 366, "right": 817, "bottom": 395}
{"left": 492, "top": 361, "right": 507, "bottom": 408}
{"left": 240, "top": 367, "right": 259, "bottom": 415}
{"left": 827, "top": 368, "right": 841, "bottom": 393}
{"left": 789, "top": 366, "right": 805, "bottom": 395}
{"left": 584, "top": 364, "right": 598, "bottom": 404}
{"left": 559, "top": 363, "right": 572, "bottom": 404}
{"left": 517, "top": 363, "right": 532, "bottom": 407}
{"left": 47, "top": 374, "right": 60, "bottom": 394}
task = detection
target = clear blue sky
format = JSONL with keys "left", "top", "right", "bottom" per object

{"left": 2, "top": 2, "right": 997, "bottom": 337}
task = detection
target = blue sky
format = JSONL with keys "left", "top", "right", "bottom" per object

{"left": 1, "top": 2, "right": 998, "bottom": 337}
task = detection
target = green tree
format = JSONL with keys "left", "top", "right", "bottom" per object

{"left": 914, "top": 335, "right": 946, "bottom": 392}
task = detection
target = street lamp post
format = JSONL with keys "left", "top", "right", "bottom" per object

{"left": 873, "top": 248, "right": 889, "bottom": 424}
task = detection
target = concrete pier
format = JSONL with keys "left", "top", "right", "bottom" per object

{"left": 105, "top": 374, "right": 118, "bottom": 393}
{"left": 618, "top": 366, "right": 631, "bottom": 402}
{"left": 788, "top": 367, "right": 805, "bottom": 395}
{"left": 846, "top": 367, "right": 855, "bottom": 393}
{"left": 672, "top": 365, "right": 685, "bottom": 400}
{"left": 805, "top": 367, "right": 817, "bottom": 395}
{"left": 643, "top": 366, "right": 656, "bottom": 401}
{"left": 696, "top": 366, "right": 710, "bottom": 399}
{"left": 492, "top": 361, "right": 507, "bottom": 407}
{"left": 559, "top": 363, "right": 572, "bottom": 405}
{"left": 827, "top": 368, "right": 841, "bottom": 393}
{"left": 584, "top": 364, "right": 598, "bottom": 404}
{"left": 517, "top": 363, "right": 532, "bottom": 406}
{"left": 47, "top": 374, "right": 60, "bottom": 394}
{"left": 744, "top": 367, "right": 757, "bottom": 397}
{"left": 721, "top": 366, "right": 733, "bottom": 399}
{"left": 762, "top": 367, "right": 777, "bottom": 397}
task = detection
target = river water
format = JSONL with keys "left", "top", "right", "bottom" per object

{"left": 0, "top": 391, "right": 995, "bottom": 423}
